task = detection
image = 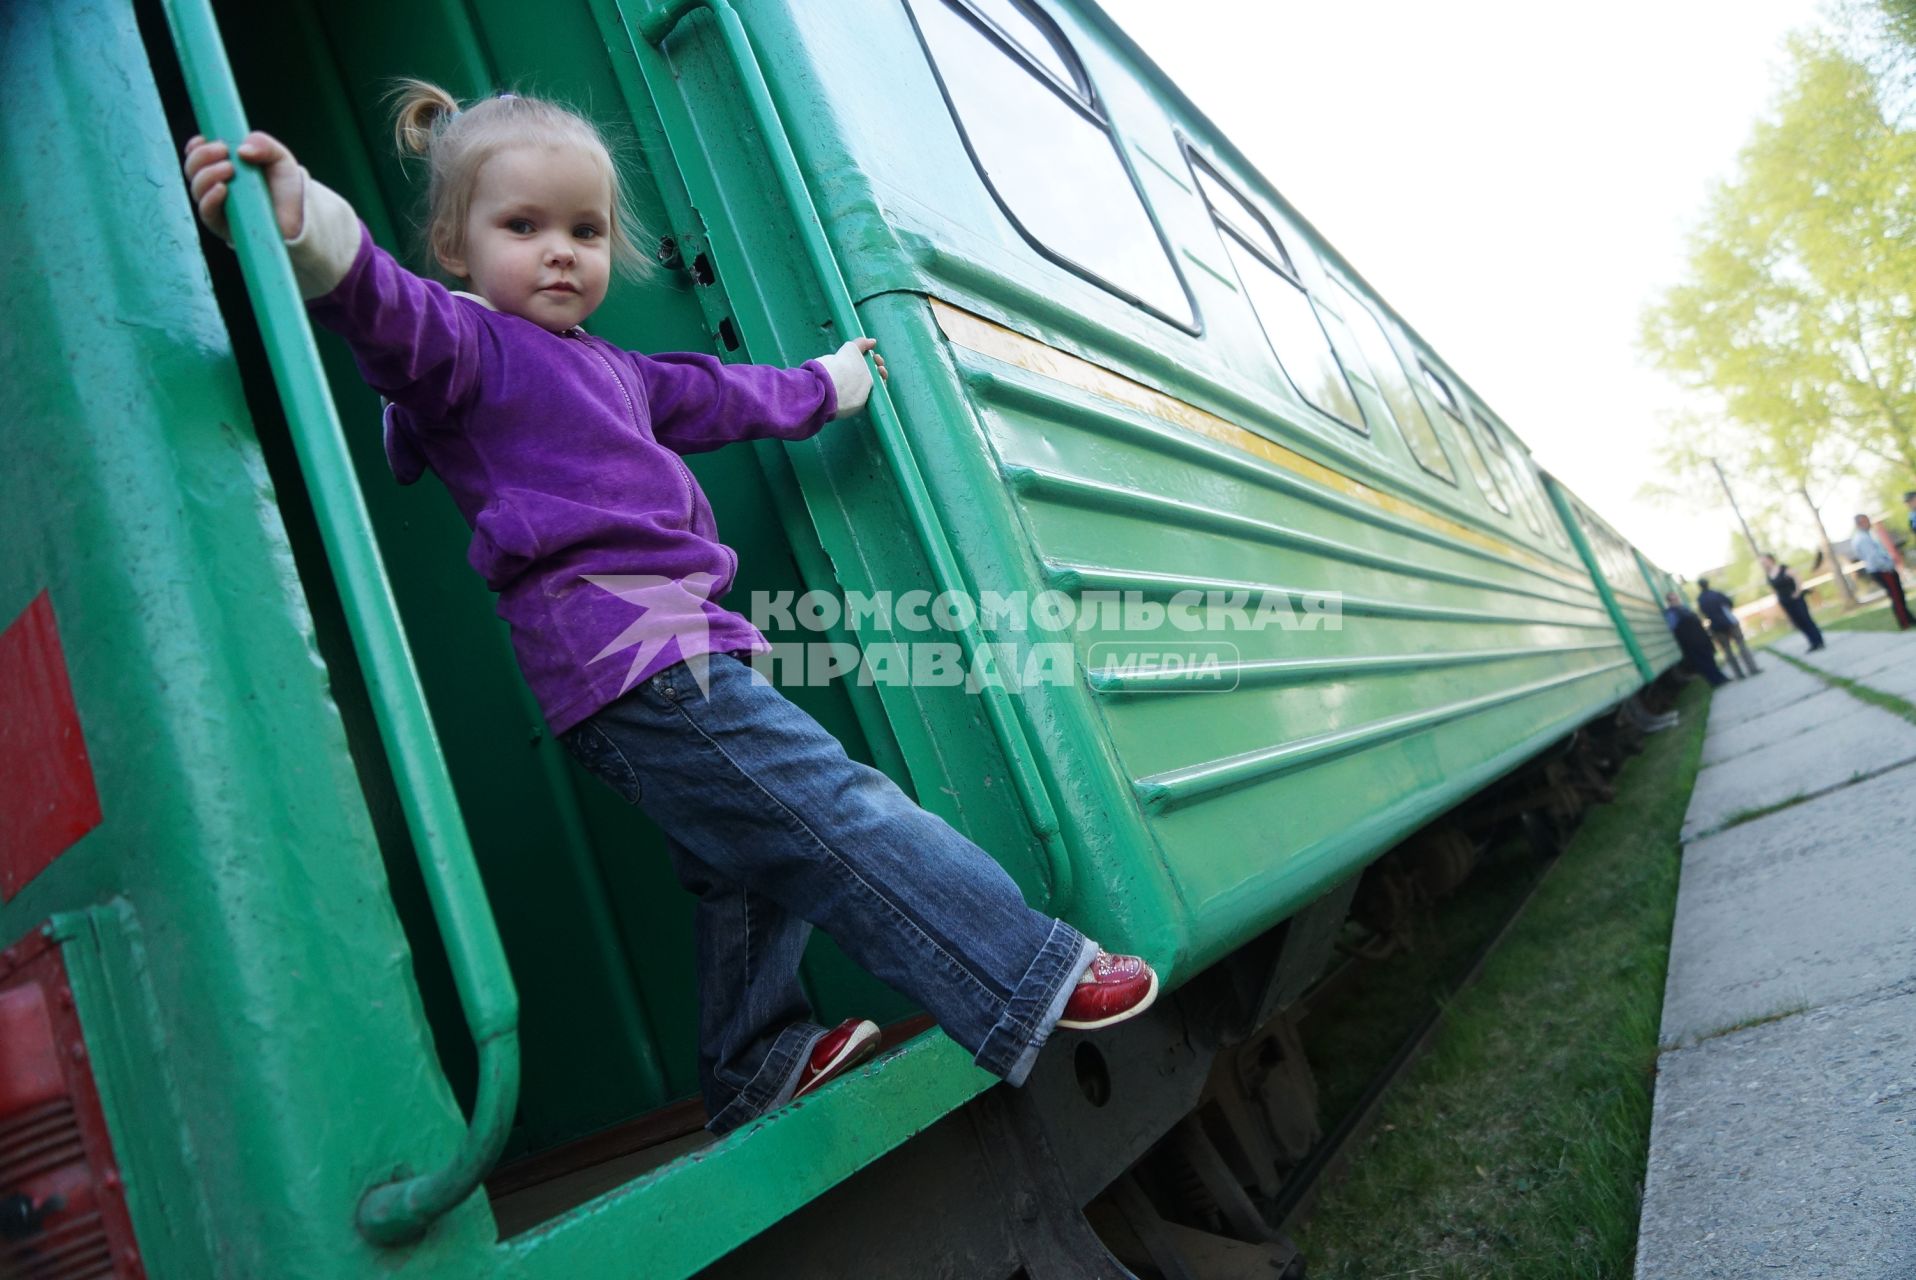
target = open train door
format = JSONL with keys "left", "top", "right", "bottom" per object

{"left": 1, "top": 0, "right": 520, "bottom": 1271}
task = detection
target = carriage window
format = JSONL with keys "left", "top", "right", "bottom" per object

{"left": 1336, "top": 283, "right": 1456, "bottom": 483}
{"left": 1484, "top": 418, "right": 1568, "bottom": 547}
{"left": 1421, "top": 366, "right": 1509, "bottom": 513}
{"left": 910, "top": 0, "right": 1193, "bottom": 325}
{"left": 1191, "top": 163, "right": 1287, "bottom": 268}
{"left": 1527, "top": 462, "right": 1569, "bottom": 547}
{"left": 1189, "top": 153, "right": 1362, "bottom": 431}
{"left": 1489, "top": 421, "right": 1557, "bottom": 543}
{"left": 1612, "top": 536, "right": 1638, "bottom": 586}
{"left": 1471, "top": 410, "right": 1543, "bottom": 535}
{"left": 1590, "top": 520, "right": 1635, "bottom": 588}
{"left": 1580, "top": 506, "right": 1627, "bottom": 583}
{"left": 961, "top": 0, "right": 1084, "bottom": 94}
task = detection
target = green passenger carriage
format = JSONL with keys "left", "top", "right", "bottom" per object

{"left": 0, "top": 0, "right": 1680, "bottom": 1275}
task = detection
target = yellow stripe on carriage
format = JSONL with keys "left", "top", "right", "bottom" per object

{"left": 930, "top": 298, "right": 1564, "bottom": 579}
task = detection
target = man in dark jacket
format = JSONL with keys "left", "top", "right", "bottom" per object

{"left": 1759, "top": 554, "right": 1825, "bottom": 652}
{"left": 1664, "top": 591, "right": 1730, "bottom": 686}
{"left": 1694, "top": 577, "right": 1760, "bottom": 677}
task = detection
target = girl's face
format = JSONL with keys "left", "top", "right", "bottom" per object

{"left": 442, "top": 143, "right": 613, "bottom": 332}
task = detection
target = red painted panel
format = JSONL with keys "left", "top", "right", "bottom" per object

{"left": 0, "top": 592, "right": 103, "bottom": 902}
{"left": 0, "top": 986, "right": 64, "bottom": 1114}
{"left": 0, "top": 926, "right": 145, "bottom": 1278}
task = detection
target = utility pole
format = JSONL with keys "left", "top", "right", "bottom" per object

{"left": 1709, "top": 456, "right": 1764, "bottom": 564}
{"left": 1798, "top": 483, "right": 1859, "bottom": 606}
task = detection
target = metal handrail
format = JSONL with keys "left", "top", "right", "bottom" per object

{"left": 632, "top": 0, "right": 1074, "bottom": 905}
{"left": 157, "top": 0, "right": 520, "bottom": 1246}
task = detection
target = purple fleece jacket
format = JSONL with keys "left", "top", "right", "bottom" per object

{"left": 307, "top": 226, "right": 837, "bottom": 734}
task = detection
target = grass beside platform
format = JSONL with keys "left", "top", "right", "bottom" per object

{"left": 1294, "top": 678, "right": 1710, "bottom": 1279}
{"left": 1823, "top": 599, "right": 1898, "bottom": 633}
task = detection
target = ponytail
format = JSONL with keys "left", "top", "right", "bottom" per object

{"left": 389, "top": 77, "right": 461, "bottom": 158}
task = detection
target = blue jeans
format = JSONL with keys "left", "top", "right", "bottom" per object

{"left": 558, "top": 653, "right": 1095, "bottom": 1134}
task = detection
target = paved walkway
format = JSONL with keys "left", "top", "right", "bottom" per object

{"left": 1637, "top": 630, "right": 1916, "bottom": 1279}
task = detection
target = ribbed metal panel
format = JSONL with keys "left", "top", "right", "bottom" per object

{"left": 0, "top": 1099, "right": 86, "bottom": 1184}
{"left": 935, "top": 311, "right": 1642, "bottom": 945}
{"left": 0, "top": 1084, "right": 114, "bottom": 1279}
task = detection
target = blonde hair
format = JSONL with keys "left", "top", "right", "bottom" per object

{"left": 388, "top": 78, "right": 653, "bottom": 281}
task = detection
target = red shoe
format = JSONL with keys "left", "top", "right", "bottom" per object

{"left": 791, "top": 1019, "right": 882, "bottom": 1100}
{"left": 1057, "top": 952, "right": 1159, "bottom": 1030}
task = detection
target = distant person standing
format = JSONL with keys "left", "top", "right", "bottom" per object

{"left": 1850, "top": 514, "right": 1914, "bottom": 630}
{"left": 1694, "top": 577, "right": 1760, "bottom": 677}
{"left": 1760, "top": 554, "right": 1824, "bottom": 652}
{"left": 1904, "top": 490, "right": 1916, "bottom": 543}
{"left": 1664, "top": 591, "right": 1730, "bottom": 686}
{"left": 1883, "top": 505, "right": 1912, "bottom": 575}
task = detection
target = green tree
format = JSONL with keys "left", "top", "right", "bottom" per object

{"left": 1643, "top": 30, "right": 1916, "bottom": 601}
{"left": 1643, "top": 34, "right": 1916, "bottom": 483}
{"left": 1875, "top": 0, "right": 1916, "bottom": 51}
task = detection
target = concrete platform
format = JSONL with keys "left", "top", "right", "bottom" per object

{"left": 1700, "top": 662, "right": 1829, "bottom": 733}
{"left": 1639, "top": 658, "right": 1916, "bottom": 1277}
{"left": 1797, "top": 630, "right": 1912, "bottom": 683}
{"left": 1637, "top": 984, "right": 1916, "bottom": 1279}
{"left": 1660, "top": 763, "right": 1916, "bottom": 1046}
{"left": 1679, "top": 699, "right": 1916, "bottom": 840}
{"left": 1698, "top": 686, "right": 1858, "bottom": 769}
{"left": 1844, "top": 658, "right": 1916, "bottom": 705}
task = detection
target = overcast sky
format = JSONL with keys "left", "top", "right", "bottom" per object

{"left": 1099, "top": 0, "right": 1834, "bottom": 575}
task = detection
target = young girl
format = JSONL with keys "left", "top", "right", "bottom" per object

{"left": 182, "top": 82, "right": 1156, "bottom": 1135}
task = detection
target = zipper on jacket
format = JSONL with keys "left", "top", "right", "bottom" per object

{"left": 574, "top": 330, "right": 697, "bottom": 529}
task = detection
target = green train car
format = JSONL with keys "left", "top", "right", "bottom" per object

{"left": 0, "top": 0, "right": 1682, "bottom": 1275}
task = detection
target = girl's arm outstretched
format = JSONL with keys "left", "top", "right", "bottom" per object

{"left": 183, "top": 131, "right": 482, "bottom": 418}
{"left": 638, "top": 338, "right": 889, "bottom": 455}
